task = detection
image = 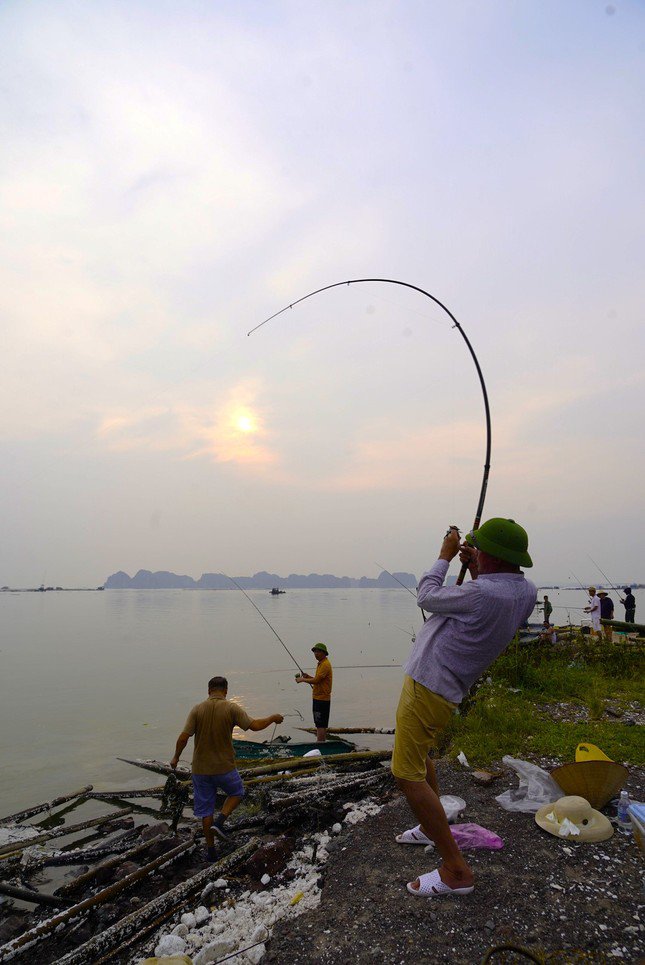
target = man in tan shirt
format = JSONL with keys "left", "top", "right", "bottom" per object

{"left": 296, "top": 643, "right": 333, "bottom": 742}
{"left": 171, "top": 675, "right": 283, "bottom": 858}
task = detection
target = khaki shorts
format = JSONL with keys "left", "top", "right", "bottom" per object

{"left": 391, "top": 676, "right": 457, "bottom": 782}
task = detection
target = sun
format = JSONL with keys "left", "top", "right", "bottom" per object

{"left": 235, "top": 413, "right": 256, "bottom": 434}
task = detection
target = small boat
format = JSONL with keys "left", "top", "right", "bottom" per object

{"left": 270, "top": 588, "right": 286, "bottom": 595}
{"left": 233, "top": 736, "right": 355, "bottom": 760}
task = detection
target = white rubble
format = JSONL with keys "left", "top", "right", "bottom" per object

{"left": 138, "top": 794, "right": 385, "bottom": 965}
{"left": 153, "top": 933, "right": 187, "bottom": 957}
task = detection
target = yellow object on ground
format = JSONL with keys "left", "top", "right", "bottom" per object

{"left": 575, "top": 742, "right": 613, "bottom": 762}
{"left": 551, "top": 760, "right": 628, "bottom": 809}
{"left": 290, "top": 891, "right": 305, "bottom": 905}
{"left": 141, "top": 957, "right": 193, "bottom": 965}
{"left": 535, "top": 796, "right": 613, "bottom": 842}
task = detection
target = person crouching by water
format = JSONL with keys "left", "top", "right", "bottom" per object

{"left": 392, "top": 519, "right": 536, "bottom": 899}
{"left": 295, "top": 643, "right": 333, "bottom": 742}
{"left": 170, "top": 675, "right": 283, "bottom": 860}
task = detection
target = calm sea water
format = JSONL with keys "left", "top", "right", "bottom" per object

{"left": 0, "top": 585, "right": 596, "bottom": 815}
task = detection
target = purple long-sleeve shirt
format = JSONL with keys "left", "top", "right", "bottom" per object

{"left": 404, "top": 559, "right": 537, "bottom": 704}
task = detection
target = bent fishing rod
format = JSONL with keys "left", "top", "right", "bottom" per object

{"left": 587, "top": 553, "right": 625, "bottom": 602}
{"left": 250, "top": 278, "right": 491, "bottom": 587}
{"left": 226, "top": 576, "right": 305, "bottom": 675}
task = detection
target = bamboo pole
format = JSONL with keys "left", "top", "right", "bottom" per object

{"left": 117, "top": 758, "right": 190, "bottom": 778}
{"left": 0, "top": 809, "right": 132, "bottom": 859}
{"left": 239, "top": 749, "right": 391, "bottom": 779}
{"left": 44, "top": 829, "right": 139, "bottom": 866}
{"left": 0, "top": 787, "right": 93, "bottom": 826}
{"left": 298, "top": 726, "right": 395, "bottom": 735}
{"left": 268, "top": 768, "right": 388, "bottom": 810}
{"left": 54, "top": 833, "right": 170, "bottom": 897}
{"left": 0, "top": 882, "right": 74, "bottom": 909}
{"left": 53, "top": 838, "right": 259, "bottom": 965}
{"left": 86, "top": 786, "right": 166, "bottom": 800}
{"left": 0, "top": 836, "right": 197, "bottom": 960}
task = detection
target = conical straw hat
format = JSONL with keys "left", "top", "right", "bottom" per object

{"left": 575, "top": 742, "right": 612, "bottom": 763}
{"left": 550, "top": 761, "right": 628, "bottom": 809}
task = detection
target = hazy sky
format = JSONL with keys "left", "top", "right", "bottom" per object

{"left": 1, "top": 0, "right": 643, "bottom": 587}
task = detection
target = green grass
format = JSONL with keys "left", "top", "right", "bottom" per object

{"left": 443, "top": 634, "right": 644, "bottom": 767}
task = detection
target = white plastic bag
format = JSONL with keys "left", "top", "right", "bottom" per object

{"left": 440, "top": 795, "right": 466, "bottom": 823}
{"left": 495, "top": 755, "right": 561, "bottom": 813}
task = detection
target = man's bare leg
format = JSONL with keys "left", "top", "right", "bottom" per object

{"left": 396, "top": 776, "right": 473, "bottom": 890}
{"left": 202, "top": 815, "right": 215, "bottom": 849}
{"left": 220, "top": 793, "right": 243, "bottom": 818}
{"left": 425, "top": 756, "right": 440, "bottom": 795}
{"left": 316, "top": 727, "right": 327, "bottom": 743}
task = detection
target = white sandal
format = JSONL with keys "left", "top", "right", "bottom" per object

{"left": 395, "top": 824, "right": 432, "bottom": 845}
{"left": 406, "top": 868, "right": 474, "bottom": 897}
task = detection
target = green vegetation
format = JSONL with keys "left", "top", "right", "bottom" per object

{"left": 444, "top": 635, "right": 644, "bottom": 766}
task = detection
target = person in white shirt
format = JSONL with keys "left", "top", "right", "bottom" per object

{"left": 584, "top": 587, "right": 601, "bottom": 638}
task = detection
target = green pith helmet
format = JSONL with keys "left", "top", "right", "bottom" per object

{"left": 466, "top": 518, "right": 533, "bottom": 567}
{"left": 312, "top": 642, "right": 328, "bottom": 655}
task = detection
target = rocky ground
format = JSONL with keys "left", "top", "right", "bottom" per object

{"left": 266, "top": 761, "right": 644, "bottom": 964}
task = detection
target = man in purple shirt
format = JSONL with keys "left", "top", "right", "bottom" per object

{"left": 392, "top": 518, "right": 536, "bottom": 899}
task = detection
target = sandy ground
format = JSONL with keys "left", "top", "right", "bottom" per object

{"left": 266, "top": 761, "right": 644, "bottom": 964}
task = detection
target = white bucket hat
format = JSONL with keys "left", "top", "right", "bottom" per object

{"left": 535, "top": 795, "right": 613, "bottom": 842}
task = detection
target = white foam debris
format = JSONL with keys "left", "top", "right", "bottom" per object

{"left": 343, "top": 800, "right": 383, "bottom": 825}
{"left": 140, "top": 796, "right": 385, "bottom": 965}
{"left": 331, "top": 823, "right": 342, "bottom": 834}
{"left": 194, "top": 905, "right": 210, "bottom": 926}
{"left": 0, "top": 824, "right": 41, "bottom": 846}
{"left": 154, "top": 933, "right": 187, "bottom": 957}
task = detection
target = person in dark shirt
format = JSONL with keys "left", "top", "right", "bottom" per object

{"left": 597, "top": 591, "right": 614, "bottom": 641}
{"left": 621, "top": 588, "right": 636, "bottom": 623}
{"left": 541, "top": 595, "right": 553, "bottom": 623}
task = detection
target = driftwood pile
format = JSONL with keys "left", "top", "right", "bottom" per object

{"left": 0, "top": 748, "right": 391, "bottom": 963}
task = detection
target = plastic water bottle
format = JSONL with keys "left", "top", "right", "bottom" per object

{"left": 617, "top": 790, "right": 631, "bottom": 830}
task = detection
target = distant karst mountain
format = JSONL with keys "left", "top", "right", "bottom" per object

{"left": 104, "top": 569, "right": 418, "bottom": 590}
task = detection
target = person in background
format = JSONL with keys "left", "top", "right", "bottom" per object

{"left": 597, "top": 591, "right": 614, "bottom": 642}
{"left": 539, "top": 621, "right": 557, "bottom": 644}
{"left": 584, "top": 587, "right": 602, "bottom": 638}
{"left": 170, "top": 676, "right": 283, "bottom": 859}
{"left": 296, "top": 643, "right": 333, "bottom": 742}
{"left": 621, "top": 587, "right": 636, "bottom": 623}
{"left": 541, "top": 595, "right": 553, "bottom": 623}
{"left": 392, "top": 519, "right": 536, "bottom": 899}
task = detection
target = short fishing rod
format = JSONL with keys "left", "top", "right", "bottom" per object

{"left": 586, "top": 553, "right": 625, "bottom": 602}
{"left": 226, "top": 576, "right": 305, "bottom": 675}
{"left": 250, "top": 278, "right": 491, "bottom": 587}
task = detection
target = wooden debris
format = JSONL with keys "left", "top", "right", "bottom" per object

{"left": 0, "top": 882, "right": 74, "bottom": 909}
{"left": 86, "top": 786, "right": 166, "bottom": 800}
{"left": 0, "top": 837, "right": 197, "bottom": 959}
{"left": 239, "top": 749, "right": 391, "bottom": 780}
{"left": 53, "top": 833, "right": 170, "bottom": 897}
{"left": 53, "top": 838, "right": 259, "bottom": 965}
{"left": 299, "top": 726, "right": 396, "bottom": 735}
{"left": 117, "top": 758, "right": 190, "bottom": 779}
{"left": 471, "top": 769, "right": 503, "bottom": 786}
{"left": 0, "top": 809, "right": 133, "bottom": 859}
{"left": 0, "top": 787, "right": 93, "bottom": 826}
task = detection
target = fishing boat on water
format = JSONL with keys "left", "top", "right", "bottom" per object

{"left": 270, "top": 587, "right": 285, "bottom": 595}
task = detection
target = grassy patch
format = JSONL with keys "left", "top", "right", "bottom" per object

{"left": 443, "top": 634, "right": 644, "bottom": 767}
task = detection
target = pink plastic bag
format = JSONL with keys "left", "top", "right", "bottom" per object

{"left": 450, "top": 823, "right": 504, "bottom": 850}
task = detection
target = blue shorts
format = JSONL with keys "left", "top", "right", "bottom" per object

{"left": 192, "top": 770, "right": 245, "bottom": 817}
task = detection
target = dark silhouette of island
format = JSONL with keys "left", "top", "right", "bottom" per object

{"left": 104, "top": 569, "right": 418, "bottom": 590}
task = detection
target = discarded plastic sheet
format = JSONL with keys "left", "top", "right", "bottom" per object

{"left": 424, "top": 823, "right": 503, "bottom": 851}
{"left": 440, "top": 795, "right": 466, "bottom": 823}
{"left": 457, "top": 751, "right": 470, "bottom": 768}
{"left": 495, "top": 755, "right": 561, "bottom": 813}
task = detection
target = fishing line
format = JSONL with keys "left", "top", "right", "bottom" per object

{"left": 374, "top": 562, "right": 416, "bottom": 598}
{"left": 225, "top": 576, "right": 305, "bottom": 675}
{"left": 586, "top": 553, "right": 625, "bottom": 601}
{"left": 249, "top": 278, "right": 492, "bottom": 587}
